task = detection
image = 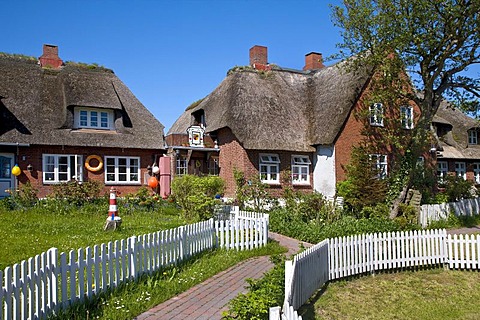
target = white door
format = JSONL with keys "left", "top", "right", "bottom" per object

{"left": 0, "top": 153, "right": 15, "bottom": 198}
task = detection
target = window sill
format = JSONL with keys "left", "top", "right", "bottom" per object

{"left": 105, "top": 182, "right": 142, "bottom": 186}
{"left": 261, "top": 181, "right": 280, "bottom": 185}
{"left": 369, "top": 124, "right": 384, "bottom": 127}
{"left": 292, "top": 182, "right": 311, "bottom": 186}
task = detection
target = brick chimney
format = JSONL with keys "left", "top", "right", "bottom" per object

{"left": 303, "top": 52, "right": 325, "bottom": 71}
{"left": 249, "top": 45, "right": 270, "bottom": 70}
{"left": 39, "top": 44, "right": 63, "bottom": 69}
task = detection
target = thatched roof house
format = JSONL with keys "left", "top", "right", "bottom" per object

{"left": 167, "top": 46, "right": 376, "bottom": 197}
{"left": 0, "top": 49, "right": 164, "bottom": 149}
{"left": 0, "top": 45, "right": 165, "bottom": 198}
{"left": 169, "top": 59, "right": 370, "bottom": 151}
{"left": 434, "top": 101, "right": 480, "bottom": 160}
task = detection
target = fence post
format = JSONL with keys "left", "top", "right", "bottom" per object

{"left": 269, "top": 306, "right": 281, "bottom": 320}
{"left": 48, "top": 248, "right": 59, "bottom": 313}
{"left": 284, "top": 260, "right": 294, "bottom": 307}
{"left": 129, "top": 236, "right": 137, "bottom": 279}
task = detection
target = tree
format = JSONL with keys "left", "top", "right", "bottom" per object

{"left": 332, "top": 0, "right": 480, "bottom": 216}
{"left": 332, "top": 0, "right": 480, "bottom": 129}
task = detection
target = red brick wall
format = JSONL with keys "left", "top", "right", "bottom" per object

{"left": 15, "top": 145, "right": 163, "bottom": 198}
{"left": 217, "top": 128, "right": 313, "bottom": 198}
{"left": 334, "top": 77, "right": 422, "bottom": 183}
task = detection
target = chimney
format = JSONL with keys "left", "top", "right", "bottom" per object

{"left": 39, "top": 44, "right": 63, "bottom": 69}
{"left": 303, "top": 52, "right": 325, "bottom": 71}
{"left": 249, "top": 45, "right": 270, "bottom": 70}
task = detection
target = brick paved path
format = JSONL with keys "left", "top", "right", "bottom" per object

{"left": 134, "top": 232, "right": 310, "bottom": 320}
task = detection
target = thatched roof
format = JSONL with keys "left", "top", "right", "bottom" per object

{"left": 434, "top": 101, "right": 480, "bottom": 159}
{"left": 168, "top": 61, "right": 370, "bottom": 152}
{"left": 0, "top": 54, "right": 164, "bottom": 149}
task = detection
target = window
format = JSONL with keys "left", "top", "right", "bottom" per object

{"left": 259, "top": 154, "right": 280, "bottom": 183}
{"left": 75, "top": 108, "right": 114, "bottom": 130}
{"left": 176, "top": 156, "right": 188, "bottom": 176}
{"left": 437, "top": 161, "right": 448, "bottom": 182}
{"left": 43, "top": 154, "right": 83, "bottom": 184}
{"left": 400, "top": 106, "right": 414, "bottom": 129}
{"left": 291, "top": 155, "right": 311, "bottom": 185}
{"left": 369, "top": 103, "right": 384, "bottom": 126}
{"left": 455, "top": 162, "right": 466, "bottom": 180}
{"left": 370, "top": 154, "right": 387, "bottom": 179}
{"left": 474, "top": 164, "right": 480, "bottom": 184}
{"left": 468, "top": 130, "right": 478, "bottom": 145}
{"left": 208, "top": 157, "right": 219, "bottom": 175}
{"left": 105, "top": 156, "right": 140, "bottom": 184}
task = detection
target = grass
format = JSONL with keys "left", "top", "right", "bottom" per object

{"left": 0, "top": 202, "right": 185, "bottom": 270}
{"left": 301, "top": 268, "right": 480, "bottom": 320}
{"left": 50, "top": 241, "right": 286, "bottom": 319}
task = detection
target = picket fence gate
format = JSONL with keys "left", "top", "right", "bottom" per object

{"left": 271, "top": 229, "right": 480, "bottom": 320}
{"left": 1, "top": 209, "right": 269, "bottom": 320}
{"left": 419, "top": 197, "right": 480, "bottom": 227}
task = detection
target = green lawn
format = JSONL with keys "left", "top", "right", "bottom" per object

{"left": 302, "top": 268, "right": 480, "bottom": 320}
{"left": 0, "top": 202, "right": 186, "bottom": 270}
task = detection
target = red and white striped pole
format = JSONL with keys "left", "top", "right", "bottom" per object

{"left": 109, "top": 187, "right": 118, "bottom": 221}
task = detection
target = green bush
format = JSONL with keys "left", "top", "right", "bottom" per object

{"left": 1, "top": 181, "right": 38, "bottom": 209}
{"left": 270, "top": 207, "right": 418, "bottom": 244}
{"left": 119, "top": 187, "right": 167, "bottom": 213}
{"left": 234, "top": 169, "right": 273, "bottom": 212}
{"left": 49, "top": 180, "right": 102, "bottom": 206}
{"left": 170, "top": 175, "right": 224, "bottom": 222}
{"left": 223, "top": 254, "right": 285, "bottom": 320}
{"left": 442, "top": 175, "right": 476, "bottom": 202}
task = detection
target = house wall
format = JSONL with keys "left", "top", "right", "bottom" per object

{"left": 14, "top": 145, "right": 163, "bottom": 198}
{"left": 313, "top": 145, "right": 336, "bottom": 197}
{"left": 217, "top": 128, "right": 314, "bottom": 198}
{"left": 334, "top": 77, "right": 421, "bottom": 184}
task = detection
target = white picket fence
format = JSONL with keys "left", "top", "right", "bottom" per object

{"left": 1, "top": 208, "right": 268, "bottom": 320}
{"left": 271, "top": 229, "right": 480, "bottom": 320}
{"left": 419, "top": 197, "right": 480, "bottom": 227}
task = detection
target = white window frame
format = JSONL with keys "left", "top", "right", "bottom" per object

{"left": 437, "top": 161, "right": 448, "bottom": 182}
{"left": 259, "top": 153, "right": 280, "bottom": 184}
{"left": 474, "top": 163, "right": 480, "bottom": 184}
{"left": 74, "top": 107, "right": 114, "bottom": 130}
{"left": 208, "top": 157, "right": 219, "bottom": 176}
{"left": 105, "top": 156, "right": 140, "bottom": 185}
{"left": 369, "top": 103, "right": 384, "bottom": 127}
{"left": 43, "top": 154, "right": 83, "bottom": 184}
{"left": 400, "top": 105, "right": 414, "bottom": 129}
{"left": 176, "top": 156, "right": 188, "bottom": 176}
{"left": 468, "top": 130, "right": 478, "bottom": 145}
{"left": 455, "top": 162, "right": 466, "bottom": 180}
{"left": 370, "top": 154, "right": 387, "bottom": 179}
{"left": 291, "top": 155, "right": 311, "bottom": 185}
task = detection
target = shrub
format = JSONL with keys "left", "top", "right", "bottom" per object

{"left": 1, "top": 181, "right": 38, "bottom": 209}
{"left": 442, "top": 175, "right": 475, "bottom": 202}
{"left": 170, "top": 175, "right": 224, "bottom": 222}
{"left": 234, "top": 169, "right": 272, "bottom": 212}
{"left": 119, "top": 187, "right": 167, "bottom": 213}
{"left": 49, "top": 180, "right": 102, "bottom": 206}
{"left": 223, "top": 254, "right": 285, "bottom": 320}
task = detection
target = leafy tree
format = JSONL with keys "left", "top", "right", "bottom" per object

{"left": 170, "top": 175, "right": 224, "bottom": 222}
{"left": 332, "top": 0, "right": 480, "bottom": 127}
{"left": 332, "top": 0, "right": 479, "bottom": 214}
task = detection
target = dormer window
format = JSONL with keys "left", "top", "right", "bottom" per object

{"left": 369, "top": 103, "right": 384, "bottom": 127}
{"left": 468, "top": 129, "right": 478, "bottom": 145}
{"left": 192, "top": 109, "right": 206, "bottom": 127}
{"left": 75, "top": 107, "right": 114, "bottom": 130}
{"left": 400, "top": 106, "right": 414, "bottom": 129}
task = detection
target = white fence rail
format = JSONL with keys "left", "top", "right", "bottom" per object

{"left": 419, "top": 197, "right": 480, "bottom": 227}
{"left": 1, "top": 208, "right": 268, "bottom": 319}
{"left": 271, "top": 229, "right": 480, "bottom": 320}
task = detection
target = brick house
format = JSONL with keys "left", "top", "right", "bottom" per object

{"left": 166, "top": 45, "right": 420, "bottom": 198}
{"left": 433, "top": 102, "right": 480, "bottom": 184}
{"left": 0, "top": 45, "right": 166, "bottom": 198}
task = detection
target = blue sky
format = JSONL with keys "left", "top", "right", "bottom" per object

{"left": 3, "top": 0, "right": 344, "bottom": 131}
